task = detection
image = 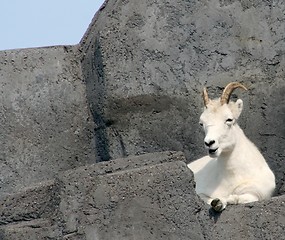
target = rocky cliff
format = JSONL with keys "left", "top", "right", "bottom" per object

{"left": 0, "top": 0, "right": 284, "bottom": 239}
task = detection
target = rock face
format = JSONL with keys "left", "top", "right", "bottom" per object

{"left": 0, "top": 152, "right": 205, "bottom": 239}
{"left": 0, "top": 152, "right": 285, "bottom": 240}
{"left": 0, "top": 0, "right": 284, "bottom": 239}
{"left": 57, "top": 152, "right": 207, "bottom": 240}
{"left": 0, "top": 46, "right": 96, "bottom": 195}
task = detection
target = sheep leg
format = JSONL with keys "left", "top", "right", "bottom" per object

{"left": 211, "top": 193, "right": 259, "bottom": 212}
{"left": 199, "top": 193, "right": 258, "bottom": 212}
{"left": 210, "top": 193, "right": 259, "bottom": 212}
{"left": 226, "top": 193, "right": 259, "bottom": 205}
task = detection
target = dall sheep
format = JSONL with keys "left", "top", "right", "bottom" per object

{"left": 188, "top": 82, "right": 275, "bottom": 212}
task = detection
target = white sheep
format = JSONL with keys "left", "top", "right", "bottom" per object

{"left": 188, "top": 82, "right": 275, "bottom": 212}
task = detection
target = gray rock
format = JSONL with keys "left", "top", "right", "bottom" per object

{"left": 210, "top": 196, "right": 285, "bottom": 240}
{"left": 0, "top": 46, "right": 96, "bottom": 196}
{"left": 0, "top": 152, "right": 285, "bottom": 239}
{"left": 0, "top": 152, "right": 209, "bottom": 239}
{"left": 0, "top": 219, "right": 60, "bottom": 240}
{"left": 0, "top": 180, "right": 59, "bottom": 225}
{"left": 58, "top": 151, "right": 207, "bottom": 240}
{"left": 0, "top": 180, "right": 61, "bottom": 239}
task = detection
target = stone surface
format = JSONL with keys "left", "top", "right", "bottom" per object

{"left": 0, "top": 180, "right": 59, "bottom": 225}
{"left": 0, "top": 46, "right": 96, "bottom": 196}
{"left": 210, "top": 195, "right": 285, "bottom": 240}
{"left": 80, "top": 0, "right": 285, "bottom": 195}
{"left": 0, "top": 152, "right": 209, "bottom": 239}
{"left": 58, "top": 152, "right": 207, "bottom": 240}
{"left": 0, "top": 180, "right": 61, "bottom": 239}
{"left": 0, "top": 152, "right": 285, "bottom": 240}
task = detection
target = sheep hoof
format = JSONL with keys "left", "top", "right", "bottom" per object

{"left": 211, "top": 198, "right": 224, "bottom": 212}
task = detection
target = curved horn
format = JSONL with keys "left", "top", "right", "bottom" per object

{"left": 202, "top": 87, "right": 210, "bottom": 106}
{"left": 220, "top": 82, "right": 247, "bottom": 105}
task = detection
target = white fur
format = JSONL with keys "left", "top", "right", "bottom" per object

{"left": 188, "top": 98, "right": 275, "bottom": 211}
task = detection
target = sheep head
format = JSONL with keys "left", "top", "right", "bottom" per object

{"left": 200, "top": 82, "right": 247, "bottom": 157}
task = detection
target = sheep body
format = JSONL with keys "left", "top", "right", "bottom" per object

{"left": 188, "top": 84, "right": 275, "bottom": 211}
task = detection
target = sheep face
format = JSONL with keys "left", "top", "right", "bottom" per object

{"left": 199, "top": 99, "right": 243, "bottom": 158}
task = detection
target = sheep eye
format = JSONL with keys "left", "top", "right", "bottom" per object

{"left": 199, "top": 122, "right": 203, "bottom": 127}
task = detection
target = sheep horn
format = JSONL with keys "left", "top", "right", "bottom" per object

{"left": 202, "top": 87, "right": 210, "bottom": 106}
{"left": 220, "top": 82, "right": 247, "bottom": 105}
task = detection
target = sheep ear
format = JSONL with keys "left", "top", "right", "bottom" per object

{"left": 235, "top": 99, "right": 243, "bottom": 118}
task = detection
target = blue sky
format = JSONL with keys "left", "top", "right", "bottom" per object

{"left": 0, "top": 0, "right": 105, "bottom": 51}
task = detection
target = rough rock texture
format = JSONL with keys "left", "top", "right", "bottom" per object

{"left": 0, "top": 180, "right": 61, "bottom": 239}
{"left": 0, "top": 46, "right": 96, "bottom": 196}
{"left": 0, "top": 152, "right": 284, "bottom": 240}
{"left": 80, "top": 0, "right": 285, "bottom": 195}
{"left": 210, "top": 195, "right": 285, "bottom": 240}
{"left": 57, "top": 151, "right": 208, "bottom": 240}
{"left": 0, "top": 152, "right": 206, "bottom": 239}
{"left": 0, "top": 0, "right": 284, "bottom": 239}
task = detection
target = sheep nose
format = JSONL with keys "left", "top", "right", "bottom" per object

{"left": 205, "top": 140, "right": 215, "bottom": 147}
